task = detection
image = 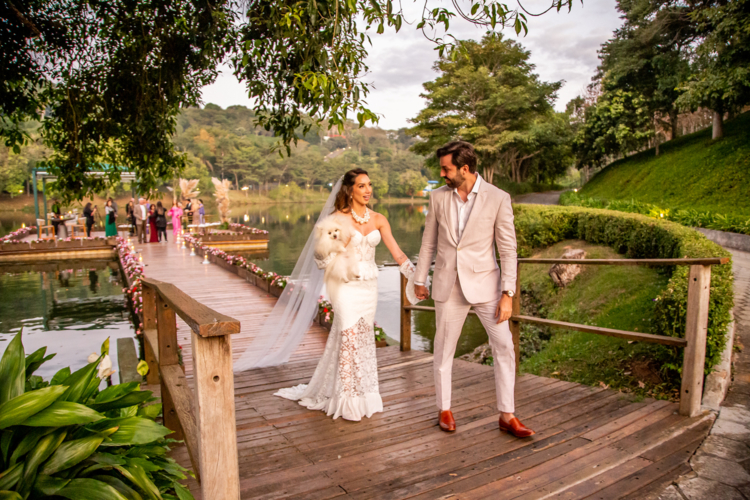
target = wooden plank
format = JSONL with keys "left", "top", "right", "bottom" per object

{"left": 512, "top": 315, "right": 688, "bottom": 347}
{"left": 518, "top": 257, "right": 729, "bottom": 266}
{"left": 400, "top": 273, "right": 411, "bottom": 352}
{"left": 191, "top": 330, "right": 240, "bottom": 499}
{"left": 680, "top": 264, "right": 712, "bottom": 416}
{"left": 142, "top": 286, "right": 160, "bottom": 385}
{"left": 143, "top": 276, "right": 240, "bottom": 338}
{"left": 161, "top": 364, "right": 199, "bottom": 479}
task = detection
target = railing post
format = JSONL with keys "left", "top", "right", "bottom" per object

{"left": 510, "top": 263, "right": 521, "bottom": 373}
{"left": 156, "top": 294, "right": 184, "bottom": 440}
{"left": 400, "top": 273, "right": 411, "bottom": 352}
{"left": 192, "top": 331, "right": 240, "bottom": 499}
{"left": 679, "top": 264, "right": 712, "bottom": 417}
{"left": 142, "top": 285, "right": 160, "bottom": 385}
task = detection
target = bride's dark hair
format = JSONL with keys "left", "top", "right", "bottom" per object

{"left": 333, "top": 168, "right": 369, "bottom": 213}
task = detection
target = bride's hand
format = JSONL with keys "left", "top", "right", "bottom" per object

{"left": 415, "top": 285, "right": 430, "bottom": 301}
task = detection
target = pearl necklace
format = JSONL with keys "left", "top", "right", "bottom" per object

{"left": 351, "top": 207, "right": 370, "bottom": 225}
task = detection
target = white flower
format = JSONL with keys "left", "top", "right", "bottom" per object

{"left": 88, "top": 353, "right": 99, "bottom": 363}
{"left": 98, "top": 355, "right": 114, "bottom": 378}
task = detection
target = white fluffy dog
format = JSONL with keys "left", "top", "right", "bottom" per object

{"left": 314, "top": 218, "right": 360, "bottom": 288}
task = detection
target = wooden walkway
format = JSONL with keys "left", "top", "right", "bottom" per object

{"left": 136, "top": 239, "right": 714, "bottom": 499}
{"left": 136, "top": 240, "right": 329, "bottom": 374}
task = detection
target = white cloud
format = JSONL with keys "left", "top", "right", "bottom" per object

{"left": 200, "top": 0, "right": 623, "bottom": 130}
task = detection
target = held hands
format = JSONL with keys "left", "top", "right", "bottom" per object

{"left": 495, "top": 294, "right": 513, "bottom": 324}
{"left": 415, "top": 285, "right": 430, "bottom": 301}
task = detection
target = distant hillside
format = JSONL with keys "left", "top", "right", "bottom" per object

{"left": 580, "top": 112, "right": 750, "bottom": 217}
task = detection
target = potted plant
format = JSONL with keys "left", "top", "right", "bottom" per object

{"left": 269, "top": 275, "right": 287, "bottom": 298}
{"left": 374, "top": 322, "right": 388, "bottom": 348}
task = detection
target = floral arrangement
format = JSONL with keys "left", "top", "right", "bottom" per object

{"left": 229, "top": 222, "right": 269, "bottom": 235}
{"left": 117, "top": 237, "right": 145, "bottom": 334}
{"left": 0, "top": 225, "right": 36, "bottom": 243}
{"left": 318, "top": 296, "right": 333, "bottom": 324}
{"left": 374, "top": 321, "right": 387, "bottom": 342}
{"left": 270, "top": 275, "right": 288, "bottom": 288}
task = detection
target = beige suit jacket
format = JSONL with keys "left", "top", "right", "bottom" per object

{"left": 414, "top": 178, "right": 517, "bottom": 304}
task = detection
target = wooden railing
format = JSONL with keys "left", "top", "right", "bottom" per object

{"left": 141, "top": 277, "right": 241, "bottom": 499}
{"left": 398, "top": 256, "right": 729, "bottom": 418}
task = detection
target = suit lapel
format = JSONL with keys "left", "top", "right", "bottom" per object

{"left": 442, "top": 189, "right": 459, "bottom": 245}
{"left": 459, "top": 180, "right": 486, "bottom": 243}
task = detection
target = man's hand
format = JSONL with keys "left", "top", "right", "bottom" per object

{"left": 415, "top": 284, "right": 430, "bottom": 301}
{"left": 495, "top": 294, "right": 513, "bottom": 324}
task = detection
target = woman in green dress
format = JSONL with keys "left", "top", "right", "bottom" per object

{"left": 104, "top": 198, "right": 118, "bottom": 237}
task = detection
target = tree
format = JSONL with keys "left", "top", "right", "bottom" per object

{"left": 676, "top": 0, "right": 750, "bottom": 139}
{"left": 393, "top": 171, "right": 428, "bottom": 199}
{"left": 1, "top": 0, "right": 579, "bottom": 201}
{"left": 409, "top": 33, "right": 564, "bottom": 184}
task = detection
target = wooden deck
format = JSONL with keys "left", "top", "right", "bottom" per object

{"left": 136, "top": 240, "right": 329, "bottom": 374}
{"left": 135, "top": 238, "right": 714, "bottom": 499}
{"left": 165, "top": 346, "right": 712, "bottom": 499}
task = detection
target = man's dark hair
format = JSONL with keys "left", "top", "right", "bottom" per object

{"left": 436, "top": 141, "right": 477, "bottom": 173}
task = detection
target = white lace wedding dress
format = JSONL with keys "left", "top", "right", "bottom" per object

{"left": 274, "top": 229, "right": 384, "bottom": 421}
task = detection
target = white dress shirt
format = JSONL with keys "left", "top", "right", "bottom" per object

{"left": 415, "top": 175, "right": 482, "bottom": 287}
{"left": 140, "top": 205, "right": 146, "bottom": 219}
{"left": 453, "top": 174, "right": 481, "bottom": 241}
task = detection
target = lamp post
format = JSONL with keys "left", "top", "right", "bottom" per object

{"left": 241, "top": 186, "right": 249, "bottom": 198}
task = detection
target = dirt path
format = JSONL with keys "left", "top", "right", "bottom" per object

{"left": 512, "top": 190, "right": 565, "bottom": 205}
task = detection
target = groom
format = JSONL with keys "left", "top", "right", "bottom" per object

{"left": 414, "top": 141, "right": 534, "bottom": 438}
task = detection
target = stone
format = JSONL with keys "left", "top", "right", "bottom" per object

{"left": 656, "top": 485, "right": 686, "bottom": 500}
{"left": 116, "top": 337, "right": 141, "bottom": 385}
{"left": 690, "top": 454, "right": 750, "bottom": 487}
{"left": 677, "top": 476, "right": 744, "bottom": 500}
{"left": 712, "top": 407, "right": 750, "bottom": 440}
{"left": 459, "top": 343, "right": 493, "bottom": 365}
{"left": 700, "top": 435, "right": 750, "bottom": 462}
{"left": 549, "top": 248, "right": 586, "bottom": 287}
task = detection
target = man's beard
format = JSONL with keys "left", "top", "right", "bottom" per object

{"left": 444, "top": 171, "right": 465, "bottom": 189}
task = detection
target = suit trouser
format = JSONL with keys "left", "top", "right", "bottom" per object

{"left": 137, "top": 220, "right": 147, "bottom": 243}
{"left": 434, "top": 277, "right": 516, "bottom": 413}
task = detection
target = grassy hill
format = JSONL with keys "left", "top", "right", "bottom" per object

{"left": 580, "top": 111, "right": 750, "bottom": 217}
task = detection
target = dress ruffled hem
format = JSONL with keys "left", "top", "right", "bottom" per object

{"left": 274, "top": 385, "right": 383, "bottom": 422}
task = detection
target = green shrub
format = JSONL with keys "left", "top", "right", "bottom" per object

{"left": 561, "top": 191, "right": 750, "bottom": 235}
{"left": 513, "top": 204, "right": 733, "bottom": 377}
{"left": 267, "top": 183, "right": 305, "bottom": 201}
{"left": 0, "top": 331, "right": 194, "bottom": 499}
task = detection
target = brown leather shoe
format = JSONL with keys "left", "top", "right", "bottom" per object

{"left": 499, "top": 416, "right": 535, "bottom": 438}
{"left": 438, "top": 410, "right": 456, "bottom": 432}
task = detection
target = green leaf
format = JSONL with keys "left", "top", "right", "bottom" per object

{"left": 101, "top": 338, "right": 110, "bottom": 357}
{"left": 19, "top": 428, "right": 67, "bottom": 495}
{"left": 39, "top": 435, "right": 104, "bottom": 475}
{"left": 32, "top": 474, "right": 70, "bottom": 496}
{"left": 101, "top": 418, "right": 171, "bottom": 446}
{"left": 93, "top": 475, "right": 143, "bottom": 500}
{"left": 0, "top": 491, "right": 22, "bottom": 500}
{"left": 25, "top": 346, "right": 49, "bottom": 378}
{"left": 55, "top": 478, "right": 129, "bottom": 500}
{"left": 136, "top": 360, "right": 149, "bottom": 377}
{"left": 173, "top": 482, "right": 194, "bottom": 500}
{"left": 0, "top": 431, "right": 11, "bottom": 464}
{"left": 8, "top": 427, "right": 48, "bottom": 466}
{"left": 0, "top": 385, "right": 67, "bottom": 429}
{"left": 60, "top": 358, "right": 101, "bottom": 403}
{"left": 51, "top": 367, "right": 71, "bottom": 386}
{"left": 0, "top": 331, "right": 25, "bottom": 406}
{"left": 114, "top": 464, "right": 161, "bottom": 500}
{"left": 471, "top": 3, "right": 480, "bottom": 15}
{"left": 23, "top": 401, "right": 105, "bottom": 427}
{"left": 136, "top": 404, "right": 161, "bottom": 420}
{"left": 0, "top": 463, "right": 22, "bottom": 491}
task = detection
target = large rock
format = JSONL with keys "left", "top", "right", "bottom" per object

{"left": 549, "top": 248, "right": 587, "bottom": 287}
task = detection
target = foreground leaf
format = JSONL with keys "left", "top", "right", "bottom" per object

{"left": 18, "top": 428, "right": 68, "bottom": 497}
{"left": 90, "top": 391, "right": 152, "bottom": 413}
{"left": 0, "top": 491, "right": 22, "bottom": 500}
{"left": 51, "top": 367, "right": 71, "bottom": 386}
{"left": 0, "top": 385, "right": 67, "bottom": 429}
{"left": 24, "top": 401, "right": 104, "bottom": 427}
{"left": 39, "top": 435, "right": 103, "bottom": 475}
{"left": 93, "top": 474, "right": 143, "bottom": 500}
{"left": 173, "top": 481, "right": 194, "bottom": 500}
{"left": 0, "top": 332, "right": 25, "bottom": 406}
{"left": 114, "top": 464, "right": 161, "bottom": 500}
{"left": 102, "top": 418, "right": 171, "bottom": 446}
{"left": 0, "top": 463, "right": 22, "bottom": 491}
{"left": 32, "top": 474, "right": 70, "bottom": 496}
{"left": 55, "top": 478, "right": 129, "bottom": 500}
{"left": 25, "top": 346, "right": 55, "bottom": 379}
{"left": 60, "top": 358, "right": 101, "bottom": 403}
{"left": 8, "top": 427, "right": 48, "bottom": 466}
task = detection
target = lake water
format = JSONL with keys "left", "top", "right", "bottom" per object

{"left": 228, "top": 202, "right": 489, "bottom": 356}
{"left": 0, "top": 261, "right": 137, "bottom": 383}
{"left": 0, "top": 202, "right": 490, "bottom": 357}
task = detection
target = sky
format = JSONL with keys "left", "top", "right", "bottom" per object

{"left": 199, "top": 0, "right": 624, "bottom": 131}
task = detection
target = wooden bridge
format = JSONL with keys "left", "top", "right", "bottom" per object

{"left": 135, "top": 240, "right": 725, "bottom": 499}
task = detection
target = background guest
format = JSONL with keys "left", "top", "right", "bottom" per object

{"left": 83, "top": 202, "right": 97, "bottom": 237}
{"left": 155, "top": 201, "right": 168, "bottom": 242}
{"left": 104, "top": 199, "right": 118, "bottom": 237}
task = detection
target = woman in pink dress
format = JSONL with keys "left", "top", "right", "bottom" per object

{"left": 168, "top": 201, "right": 183, "bottom": 238}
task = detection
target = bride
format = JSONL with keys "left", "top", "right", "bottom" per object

{"left": 274, "top": 168, "right": 414, "bottom": 421}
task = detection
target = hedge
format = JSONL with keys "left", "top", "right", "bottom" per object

{"left": 513, "top": 204, "right": 734, "bottom": 376}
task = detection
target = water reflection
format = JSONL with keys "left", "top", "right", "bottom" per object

{"left": 0, "top": 261, "right": 137, "bottom": 383}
